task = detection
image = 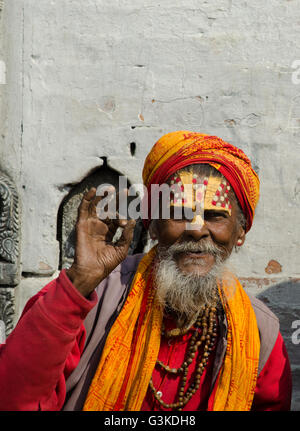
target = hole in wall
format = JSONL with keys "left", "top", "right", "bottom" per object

{"left": 130, "top": 142, "right": 136, "bottom": 157}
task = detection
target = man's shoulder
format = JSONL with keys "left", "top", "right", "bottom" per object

{"left": 247, "top": 293, "right": 280, "bottom": 374}
{"left": 247, "top": 293, "right": 279, "bottom": 325}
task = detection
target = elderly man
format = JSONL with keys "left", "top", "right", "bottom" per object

{"left": 0, "top": 131, "right": 292, "bottom": 411}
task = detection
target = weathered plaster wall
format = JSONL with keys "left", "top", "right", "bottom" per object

{"left": 0, "top": 0, "right": 299, "bottom": 409}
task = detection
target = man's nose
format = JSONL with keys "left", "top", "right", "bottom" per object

{"left": 183, "top": 220, "right": 210, "bottom": 241}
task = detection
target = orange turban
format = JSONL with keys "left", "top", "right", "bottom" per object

{"left": 142, "top": 131, "right": 260, "bottom": 232}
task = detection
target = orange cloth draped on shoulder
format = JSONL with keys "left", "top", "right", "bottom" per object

{"left": 211, "top": 274, "right": 260, "bottom": 411}
{"left": 142, "top": 130, "right": 260, "bottom": 232}
{"left": 83, "top": 248, "right": 260, "bottom": 411}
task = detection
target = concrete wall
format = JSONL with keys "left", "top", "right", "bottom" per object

{"left": 0, "top": 0, "right": 299, "bottom": 409}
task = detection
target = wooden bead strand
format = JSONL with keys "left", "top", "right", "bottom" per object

{"left": 149, "top": 305, "right": 217, "bottom": 411}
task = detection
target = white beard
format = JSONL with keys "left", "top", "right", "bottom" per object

{"left": 154, "top": 240, "right": 227, "bottom": 328}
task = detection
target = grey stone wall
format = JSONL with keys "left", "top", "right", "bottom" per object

{"left": 0, "top": 0, "right": 299, "bottom": 410}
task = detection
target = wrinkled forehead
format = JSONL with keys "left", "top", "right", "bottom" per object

{"left": 167, "top": 164, "right": 233, "bottom": 214}
{"left": 167, "top": 163, "right": 224, "bottom": 184}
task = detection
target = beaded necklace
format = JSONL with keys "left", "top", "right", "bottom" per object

{"left": 149, "top": 306, "right": 217, "bottom": 411}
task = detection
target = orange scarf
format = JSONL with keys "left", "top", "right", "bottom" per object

{"left": 83, "top": 248, "right": 260, "bottom": 411}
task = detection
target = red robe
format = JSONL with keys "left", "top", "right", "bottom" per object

{"left": 0, "top": 270, "right": 292, "bottom": 411}
{"left": 141, "top": 314, "right": 292, "bottom": 411}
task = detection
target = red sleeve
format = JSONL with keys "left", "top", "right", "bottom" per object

{"left": 0, "top": 269, "right": 97, "bottom": 411}
{"left": 251, "top": 332, "right": 292, "bottom": 411}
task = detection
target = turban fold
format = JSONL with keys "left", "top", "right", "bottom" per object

{"left": 142, "top": 131, "right": 260, "bottom": 232}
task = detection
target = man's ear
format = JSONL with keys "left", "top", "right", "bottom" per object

{"left": 236, "top": 226, "right": 246, "bottom": 247}
{"left": 149, "top": 220, "right": 158, "bottom": 240}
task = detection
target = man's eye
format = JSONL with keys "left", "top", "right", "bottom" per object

{"left": 205, "top": 210, "right": 227, "bottom": 219}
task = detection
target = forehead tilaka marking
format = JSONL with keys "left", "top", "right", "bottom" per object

{"left": 168, "top": 169, "right": 232, "bottom": 229}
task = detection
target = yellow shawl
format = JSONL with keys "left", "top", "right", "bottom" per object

{"left": 83, "top": 248, "right": 260, "bottom": 411}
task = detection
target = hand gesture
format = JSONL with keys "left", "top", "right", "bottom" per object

{"left": 66, "top": 187, "right": 136, "bottom": 297}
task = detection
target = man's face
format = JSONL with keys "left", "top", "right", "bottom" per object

{"left": 152, "top": 172, "right": 245, "bottom": 277}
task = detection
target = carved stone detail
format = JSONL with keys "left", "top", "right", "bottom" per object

{"left": 0, "top": 173, "right": 20, "bottom": 286}
{"left": 0, "top": 288, "right": 15, "bottom": 337}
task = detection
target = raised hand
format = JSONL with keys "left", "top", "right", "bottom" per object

{"left": 66, "top": 187, "right": 136, "bottom": 297}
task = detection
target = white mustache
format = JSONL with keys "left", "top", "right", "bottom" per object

{"left": 163, "top": 240, "right": 223, "bottom": 257}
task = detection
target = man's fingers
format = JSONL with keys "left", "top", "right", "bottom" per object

{"left": 115, "top": 219, "right": 136, "bottom": 249}
{"left": 78, "top": 185, "right": 115, "bottom": 220}
{"left": 78, "top": 186, "right": 131, "bottom": 224}
{"left": 83, "top": 187, "right": 97, "bottom": 202}
{"left": 96, "top": 186, "right": 128, "bottom": 218}
{"left": 103, "top": 212, "right": 131, "bottom": 235}
{"left": 95, "top": 185, "right": 116, "bottom": 219}
{"left": 78, "top": 187, "right": 97, "bottom": 220}
{"left": 89, "top": 195, "right": 104, "bottom": 217}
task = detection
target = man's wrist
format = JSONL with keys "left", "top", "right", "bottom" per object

{"left": 65, "top": 266, "right": 103, "bottom": 298}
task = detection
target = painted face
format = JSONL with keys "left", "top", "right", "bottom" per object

{"left": 154, "top": 168, "right": 245, "bottom": 276}
{"left": 169, "top": 171, "right": 232, "bottom": 230}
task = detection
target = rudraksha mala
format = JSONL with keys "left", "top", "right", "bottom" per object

{"left": 149, "top": 305, "right": 218, "bottom": 411}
